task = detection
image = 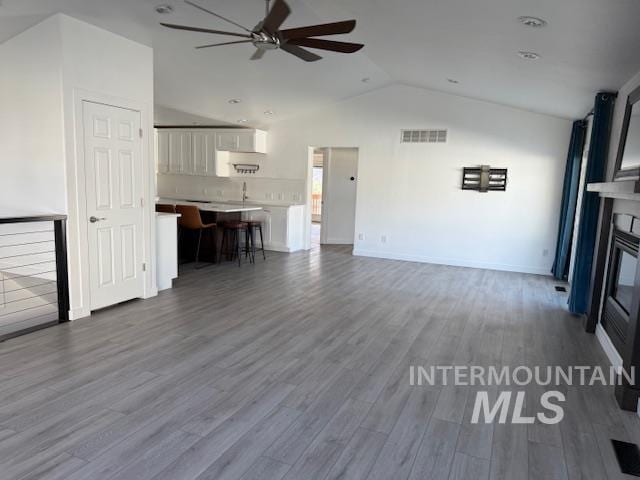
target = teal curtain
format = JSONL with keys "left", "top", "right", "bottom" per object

{"left": 551, "top": 120, "right": 587, "bottom": 280}
{"left": 568, "top": 92, "right": 617, "bottom": 315}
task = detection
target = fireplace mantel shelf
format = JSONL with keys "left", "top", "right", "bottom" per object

{"left": 587, "top": 181, "right": 640, "bottom": 200}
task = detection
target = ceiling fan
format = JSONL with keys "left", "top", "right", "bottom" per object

{"left": 160, "top": 0, "right": 364, "bottom": 62}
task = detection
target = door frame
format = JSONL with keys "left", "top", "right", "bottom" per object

{"left": 67, "top": 89, "right": 156, "bottom": 319}
{"left": 304, "top": 146, "right": 360, "bottom": 249}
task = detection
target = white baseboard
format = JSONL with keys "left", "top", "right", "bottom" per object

{"left": 68, "top": 307, "right": 90, "bottom": 321}
{"left": 595, "top": 323, "right": 623, "bottom": 369}
{"left": 352, "top": 248, "right": 549, "bottom": 275}
{"left": 265, "top": 244, "right": 292, "bottom": 253}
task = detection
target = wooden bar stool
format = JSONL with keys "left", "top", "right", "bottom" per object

{"left": 246, "top": 220, "right": 266, "bottom": 261}
{"left": 219, "top": 221, "right": 251, "bottom": 267}
{"left": 175, "top": 205, "right": 217, "bottom": 268}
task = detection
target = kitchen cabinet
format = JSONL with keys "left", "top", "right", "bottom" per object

{"left": 216, "top": 129, "right": 267, "bottom": 154}
{"left": 156, "top": 129, "right": 191, "bottom": 174}
{"left": 244, "top": 205, "right": 304, "bottom": 252}
{"left": 156, "top": 129, "right": 231, "bottom": 177}
{"left": 156, "top": 212, "right": 180, "bottom": 290}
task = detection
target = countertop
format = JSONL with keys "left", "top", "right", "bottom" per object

{"left": 157, "top": 197, "right": 303, "bottom": 209}
{"left": 158, "top": 198, "right": 263, "bottom": 213}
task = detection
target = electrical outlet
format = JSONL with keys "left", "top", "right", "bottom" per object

{"left": 278, "top": 193, "right": 284, "bottom": 201}
{"left": 217, "top": 190, "right": 223, "bottom": 197}
{"left": 381, "top": 235, "right": 387, "bottom": 244}
{"left": 358, "top": 233, "right": 365, "bottom": 241}
{"left": 202, "top": 188, "right": 208, "bottom": 195}
{"left": 174, "top": 187, "right": 179, "bottom": 194}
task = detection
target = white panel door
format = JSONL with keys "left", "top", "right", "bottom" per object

{"left": 321, "top": 148, "right": 358, "bottom": 244}
{"left": 83, "top": 101, "right": 144, "bottom": 310}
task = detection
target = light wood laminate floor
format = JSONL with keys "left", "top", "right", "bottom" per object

{"left": 1, "top": 245, "right": 639, "bottom": 480}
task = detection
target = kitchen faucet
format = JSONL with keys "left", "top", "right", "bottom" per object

{"left": 242, "top": 181, "right": 248, "bottom": 205}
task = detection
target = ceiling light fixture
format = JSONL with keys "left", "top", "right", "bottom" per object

{"left": 264, "top": 110, "right": 274, "bottom": 115}
{"left": 518, "top": 16, "right": 547, "bottom": 28}
{"left": 361, "top": 77, "right": 371, "bottom": 83}
{"left": 228, "top": 99, "right": 241, "bottom": 104}
{"left": 447, "top": 78, "right": 459, "bottom": 84}
{"left": 155, "top": 4, "right": 174, "bottom": 14}
{"left": 237, "top": 119, "right": 248, "bottom": 124}
{"left": 518, "top": 51, "right": 541, "bottom": 60}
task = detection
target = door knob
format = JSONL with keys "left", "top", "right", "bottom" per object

{"left": 89, "top": 216, "right": 106, "bottom": 223}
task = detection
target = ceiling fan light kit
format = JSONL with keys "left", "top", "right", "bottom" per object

{"left": 161, "top": 0, "right": 365, "bottom": 62}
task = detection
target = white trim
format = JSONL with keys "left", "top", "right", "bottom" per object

{"left": 352, "top": 248, "right": 550, "bottom": 275}
{"left": 595, "top": 323, "right": 623, "bottom": 369}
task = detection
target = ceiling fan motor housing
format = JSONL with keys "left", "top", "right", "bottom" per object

{"left": 252, "top": 30, "right": 280, "bottom": 50}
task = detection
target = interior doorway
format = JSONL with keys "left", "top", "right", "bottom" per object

{"left": 311, "top": 149, "right": 324, "bottom": 247}
{"left": 308, "top": 147, "right": 358, "bottom": 248}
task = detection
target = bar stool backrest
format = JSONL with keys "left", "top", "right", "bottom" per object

{"left": 175, "top": 205, "right": 205, "bottom": 230}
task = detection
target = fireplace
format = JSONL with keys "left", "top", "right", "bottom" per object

{"left": 602, "top": 214, "right": 640, "bottom": 355}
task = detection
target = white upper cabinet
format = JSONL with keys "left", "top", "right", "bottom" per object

{"left": 156, "top": 129, "right": 231, "bottom": 177}
{"left": 165, "top": 130, "right": 191, "bottom": 174}
{"left": 156, "top": 128, "right": 265, "bottom": 176}
{"left": 216, "top": 129, "right": 267, "bottom": 154}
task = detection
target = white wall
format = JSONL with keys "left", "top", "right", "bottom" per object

{"left": 58, "top": 15, "right": 156, "bottom": 319}
{"left": 1, "top": 15, "right": 156, "bottom": 319}
{"left": 266, "top": 84, "right": 572, "bottom": 274}
{"left": 0, "top": 17, "right": 66, "bottom": 217}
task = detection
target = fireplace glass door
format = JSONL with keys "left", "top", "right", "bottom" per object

{"left": 602, "top": 216, "right": 640, "bottom": 356}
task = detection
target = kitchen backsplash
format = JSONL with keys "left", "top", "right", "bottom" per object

{"left": 157, "top": 174, "right": 305, "bottom": 205}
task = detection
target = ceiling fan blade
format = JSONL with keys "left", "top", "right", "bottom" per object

{"left": 280, "top": 43, "right": 322, "bottom": 62}
{"left": 184, "top": 0, "right": 253, "bottom": 33}
{"left": 263, "top": 0, "right": 291, "bottom": 34}
{"left": 196, "top": 40, "right": 253, "bottom": 49}
{"left": 287, "top": 38, "right": 363, "bottom": 53}
{"left": 279, "top": 20, "right": 356, "bottom": 40}
{"left": 250, "top": 49, "right": 266, "bottom": 60}
{"left": 160, "top": 23, "right": 252, "bottom": 39}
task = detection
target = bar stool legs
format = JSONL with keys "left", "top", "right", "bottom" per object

{"left": 219, "top": 222, "right": 251, "bottom": 267}
{"left": 246, "top": 222, "right": 266, "bottom": 261}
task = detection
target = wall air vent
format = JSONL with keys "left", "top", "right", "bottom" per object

{"left": 401, "top": 129, "right": 447, "bottom": 144}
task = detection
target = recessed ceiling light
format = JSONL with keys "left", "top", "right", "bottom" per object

{"left": 361, "top": 77, "right": 371, "bottom": 83}
{"left": 447, "top": 78, "right": 459, "bottom": 84}
{"left": 155, "top": 4, "right": 174, "bottom": 14}
{"left": 237, "top": 119, "right": 248, "bottom": 123}
{"left": 264, "top": 110, "right": 274, "bottom": 115}
{"left": 228, "top": 99, "right": 241, "bottom": 104}
{"left": 518, "top": 51, "right": 541, "bottom": 60}
{"left": 518, "top": 16, "right": 547, "bottom": 28}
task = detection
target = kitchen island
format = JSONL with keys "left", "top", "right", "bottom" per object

{"left": 157, "top": 199, "right": 263, "bottom": 264}
{"left": 157, "top": 198, "right": 305, "bottom": 254}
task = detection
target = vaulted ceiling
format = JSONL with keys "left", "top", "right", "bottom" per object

{"left": 2, "top": 0, "right": 640, "bottom": 126}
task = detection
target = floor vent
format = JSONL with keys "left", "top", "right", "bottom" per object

{"left": 612, "top": 439, "right": 640, "bottom": 476}
{"left": 554, "top": 286, "right": 567, "bottom": 292}
{"left": 401, "top": 129, "right": 447, "bottom": 143}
